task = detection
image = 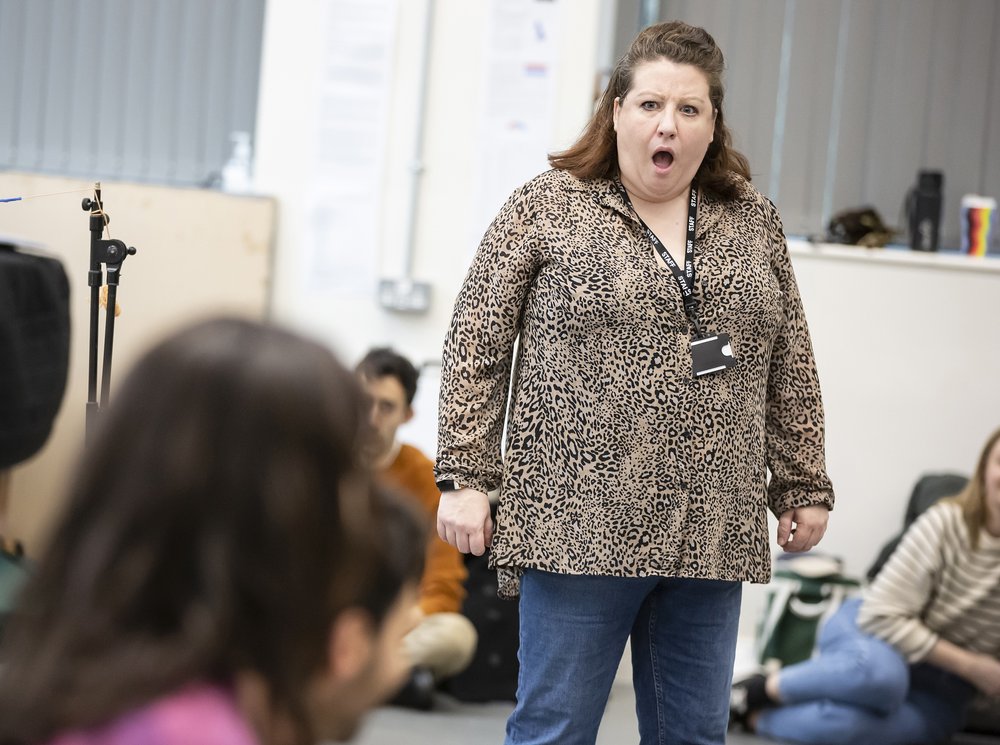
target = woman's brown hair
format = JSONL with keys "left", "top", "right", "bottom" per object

{"left": 0, "top": 318, "right": 383, "bottom": 744}
{"left": 549, "top": 20, "right": 751, "bottom": 199}
{"left": 947, "top": 427, "right": 1000, "bottom": 549}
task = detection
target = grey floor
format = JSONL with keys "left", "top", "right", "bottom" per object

{"left": 353, "top": 637, "right": 1000, "bottom": 745}
{"left": 354, "top": 678, "right": 767, "bottom": 745}
{"left": 355, "top": 688, "right": 1000, "bottom": 745}
{"left": 354, "top": 640, "right": 768, "bottom": 745}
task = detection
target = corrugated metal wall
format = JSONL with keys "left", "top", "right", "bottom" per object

{"left": 0, "top": 0, "right": 266, "bottom": 187}
{"left": 618, "top": 0, "right": 1000, "bottom": 249}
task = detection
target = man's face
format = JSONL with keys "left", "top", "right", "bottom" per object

{"left": 307, "top": 584, "right": 421, "bottom": 741}
{"left": 359, "top": 375, "right": 413, "bottom": 464}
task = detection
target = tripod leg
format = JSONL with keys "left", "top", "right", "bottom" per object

{"left": 87, "top": 282, "right": 101, "bottom": 438}
{"left": 100, "top": 283, "right": 118, "bottom": 408}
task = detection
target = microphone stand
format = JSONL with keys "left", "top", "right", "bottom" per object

{"left": 81, "top": 183, "right": 137, "bottom": 442}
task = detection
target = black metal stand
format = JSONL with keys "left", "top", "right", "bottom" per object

{"left": 82, "top": 184, "right": 137, "bottom": 441}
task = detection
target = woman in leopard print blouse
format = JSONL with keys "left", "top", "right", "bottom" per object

{"left": 436, "top": 20, "right": 834, "bottom": 745}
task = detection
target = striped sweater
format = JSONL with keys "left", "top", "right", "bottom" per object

{"left": 857, "top": 500, "right": 1000, "bottom": 663}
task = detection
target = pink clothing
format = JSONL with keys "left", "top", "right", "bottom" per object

{"left": 44, "top": 684, "right": 258, "bottom": 745}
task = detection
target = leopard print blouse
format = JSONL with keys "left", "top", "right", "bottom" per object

{"left": 435, "top": 168, "right": 834, "bottom": 597}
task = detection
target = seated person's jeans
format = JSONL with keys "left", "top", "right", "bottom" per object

{"left": 756, "top": 597, "right": 976, "bottom": 745}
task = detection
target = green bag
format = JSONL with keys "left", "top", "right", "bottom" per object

{"left": 756, "top": 555, "right": 862, "bottom": 668}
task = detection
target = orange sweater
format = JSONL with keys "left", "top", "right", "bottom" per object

{"left": 381, "top": 444, "right": 467, "bottom": 615}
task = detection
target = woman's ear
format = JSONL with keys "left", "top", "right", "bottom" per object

{"left": 326, "top": 608, "right": 375, "bottom": 683}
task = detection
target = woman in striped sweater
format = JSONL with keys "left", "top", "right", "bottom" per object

{"left": 732, "top": 427, "right": 1000, "bottom": 744}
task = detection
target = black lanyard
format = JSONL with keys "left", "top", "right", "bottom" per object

{"left": 618, "top": 182, "right": 703, "bottom": 337}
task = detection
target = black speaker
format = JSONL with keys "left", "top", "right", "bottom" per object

{"left": 0, "top": 243, "right": 71, "bottom": 468}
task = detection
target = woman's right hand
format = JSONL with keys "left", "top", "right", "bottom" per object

{"left": 437, "top": 488, "right": 493, "bottom": 556}
{"left": 928, "top": 638, "right": 1000, "bottom": 699}
{"left": 966, "top": 652, "right": 1000, "bottom": 699}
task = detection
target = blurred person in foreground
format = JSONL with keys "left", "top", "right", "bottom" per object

{"left": 0, "top": 318, "right": 425, "bottom": 745}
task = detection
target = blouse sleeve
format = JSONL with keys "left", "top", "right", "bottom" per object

{"left": 856, "top": 506, "right": 947, "bottom": 661}
{"left": 434, "top": 181, "right": 543, "bottom": 493}
{"left": 763, "top": 200, "right": 835, "bottom": 516}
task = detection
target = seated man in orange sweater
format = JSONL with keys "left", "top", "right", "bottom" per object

{"left": 357, "top": 348, "right": 478, "bottom": 710}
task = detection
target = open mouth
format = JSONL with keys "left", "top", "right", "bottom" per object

{"left": 652, "top": 151, "right": 674, "bottom": 168}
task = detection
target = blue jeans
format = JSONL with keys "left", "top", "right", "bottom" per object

{"left": 756, "top": 597, "right": 976, "bottom": 745}
{"left": 504, "top": 569, "right": 742, "bottom": 745}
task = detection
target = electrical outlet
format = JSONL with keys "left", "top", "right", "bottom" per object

{"left": 378, "top": 278, "right": 431, "bottom": 313}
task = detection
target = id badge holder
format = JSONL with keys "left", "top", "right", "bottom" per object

{"left": 691, "top": 333, "right": 737, "bottom": 378}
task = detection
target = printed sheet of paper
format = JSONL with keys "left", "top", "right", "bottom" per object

{"left": 305, "top": 0, "right": 398, "bottom": 295}
{"left": 472, "top": 0, "right": 561, "bottom": 249}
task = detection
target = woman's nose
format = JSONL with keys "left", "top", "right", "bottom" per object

{"left": 657, "top": 110, "right": 677, "bottom": 137}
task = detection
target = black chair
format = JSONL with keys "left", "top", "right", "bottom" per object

{"left": 866, "top": 473, "right": 968, "bottom": 582}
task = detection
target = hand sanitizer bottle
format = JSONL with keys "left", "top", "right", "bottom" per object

{"left": 221, "top": 131, "right": 253, "bottom": 194}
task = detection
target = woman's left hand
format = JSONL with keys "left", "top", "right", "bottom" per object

{"left": 776, "top": 504, "right": 829, "bottom": 552}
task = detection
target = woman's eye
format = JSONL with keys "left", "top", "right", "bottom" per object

{"left": 641, "top": 101, "right": 659, "bottom": 111}
{"left": 680, "top": 105, "right": 698, "bottom": 115}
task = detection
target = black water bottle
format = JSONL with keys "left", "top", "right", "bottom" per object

{"left": 908, "top": 170, "right": 943, "bottom": 252}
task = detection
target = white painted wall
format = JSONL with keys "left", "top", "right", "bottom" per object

{"left": 254, "top": 0, "right": 604, "bottom": 369}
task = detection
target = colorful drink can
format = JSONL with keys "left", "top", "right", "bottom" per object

{"left": 961, "top": 194, "right": 997, "bottom": 256}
